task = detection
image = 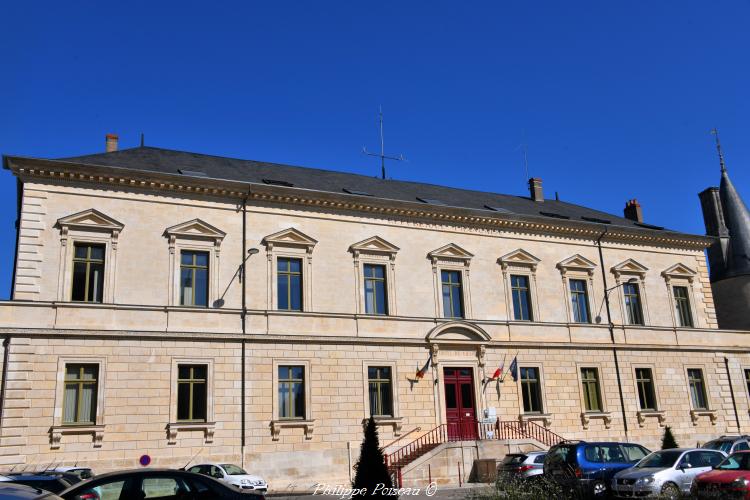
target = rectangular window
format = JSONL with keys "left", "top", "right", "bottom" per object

{"left": 441, "top": 270, "right": 464, "bottom": 318}
{"left": 635, "top": 368, "right": 657, "bottom": 410}
{"left": 368, "top": 366, "right": 393, "bottom": 417}
{"left": 673, "top": 286, "right": 693, "bottom": 327}
{"left": 278, "top": 365, "right": 305, "bottom": 419}
{"left": 520, "top": 367, "right": 543, "bottom": 413}
{"left": 278, "top": 258, "right": 303, "bottom": 311}
{"left": 581, "top": 367, "right": 602, "bottom": 412}
{"left": 177, "top": 364, "right": 207, "bottom": 422}
{"left": 511, "top": 275, "right": 533, "bottom": 321}
{"left": 63, "top": 364, "right": 98, "bottom": 425}
{"left": 687, "top": 368, "right": 708, "bottom": 410}
{"left": 569, "top": 279, "right": 591, "bottom": 323}
{"left": 71, "top": 243, "right": 105, "bottom": 303}
{"left": 364, "top": 264, "right": 388, "bottom": 315}
{"left": 180, "top": 251, "right": 209, "bottom": 307}
{"left": 623, "top": 283, "right": 644, "bottom": 325}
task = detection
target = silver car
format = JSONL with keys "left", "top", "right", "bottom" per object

{"left": 497, "top": 451, "right": 547, "bottom": 482}
{"left": 611, "top": 448, "right": 726, "bottom": 498}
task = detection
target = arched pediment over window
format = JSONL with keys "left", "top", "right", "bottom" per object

{"left": 426, "top": 321, "right": 491, "bottom": 343}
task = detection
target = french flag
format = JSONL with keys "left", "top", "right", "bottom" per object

{"left": 491, "top": 359, "right": 505, "bottom": 380}
{"left": 416, "top": 354, "right": 432, "bottom": 379}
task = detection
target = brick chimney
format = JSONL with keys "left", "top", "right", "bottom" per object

{"left": 105, "top": 133, "right": 119, "bottom": 153}
{"left": 528, "top": 178, "right": 543, "bottom": 202}
{"left": 624, "top": 199, "right": 643, "bottom": 223}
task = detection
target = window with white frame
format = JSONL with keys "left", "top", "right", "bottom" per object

{"left": 499, "top": 249, "right": 541, "bottom": 322}
{"left": 428, "top": 243, "right": 474, "bottom": 319}
{"left": 557, "top": 254, "right": 597, "bottom": 325}
{"left": 349, "top": 236, "right": 399, "bottom": 316}
{"left": 611, "top": 259, "right": 650, "bottom": 327}
{"left": 661, "top": 263, "right": 698, "bottom": 329}
{"left": 263, "top": 228, "right": 317, "bottom": 312}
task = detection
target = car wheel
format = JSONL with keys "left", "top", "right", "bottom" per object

{"left": 661, "top": 482, "right": 680, "bottom": 499}
{"left": 591, "top": 480, "right": 607, "bottom": 497}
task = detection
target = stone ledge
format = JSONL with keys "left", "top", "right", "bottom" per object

{"left": 637, "top": 410, "right": 666, "bottom": 427}
{"left": 166, "top": 422, "right": 215, "bottom": 445}
{"left": 271, "top": 419, "right": 315, "bottom": 441}
{"left": 580, "top": 411, "right": 612, "bottom": 430}
{"left": 690, "top": 409, "right": 718, "bottom": 426}
{"left": 362, "top": 417, "right": 403, "bottom": 436}
{"left": 519, "top": 413, "right": 552, "bottom": 428}
{"left": 50, "top": 424, "right": 105, "bottom": 450}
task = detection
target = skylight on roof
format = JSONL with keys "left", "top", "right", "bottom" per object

{"left": 178, "top": 169, "right": 208, "bottom": 178}
{"left": 343, "top": 188, "right": 373, "bottom": 196}
{"left": 484, "top": 205, "right": 514, "bottom": 214}
{"left": 581, "top": 216, "right": 611, "bottom": 224}
{"left": 416, "top": 197, "right": 447, "bottom": 206}
{"left": 539, "top": 211, "right": 570, "bottom": 220}
{"left": 262, "top": 178, "right": 294, "bottom": 187}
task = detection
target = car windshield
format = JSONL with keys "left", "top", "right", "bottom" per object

{"left": 635, "top": 450, "right": 683, "bottom": 468}
{"left": 220, "top": 464, "right": 247, "bottom": 475}
{"left": 704, "top": 441, "right": 733, "bottom": 453}
{"left": 717, "top": 453, "right": 750, "bottom": 471}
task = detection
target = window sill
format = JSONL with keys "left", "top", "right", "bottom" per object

{"left": 50, "top": 424, "right": 105, "bottom": 449}
{"left": 167, "top": 421, "right": 215, "bottom": 445}
{"left": 271, "top": 419, "right": 315, "bottom": 441}
{"left": 519, "top": 413, "right": 552, "bottom": 428}
{"left": 690, "top": 409, "right": 717, "bottom": 426}
{"left": 363, "top": 417, "right": 403, "bottom": 436}
{"left": 580, "top": 411, "right": 612, "bottom": 430}
{"left": 637, "top": 410, "right": 666, "bottom": 427}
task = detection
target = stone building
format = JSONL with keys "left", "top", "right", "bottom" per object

{"left": 699, "top": 137, "right": 750, "bottom": 330}
{"left": 1, "top": 136, "right": 750, "bottom": 488}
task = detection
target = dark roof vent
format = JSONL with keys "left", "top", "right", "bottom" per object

{"left": 416, "top": 197, "right": 447, "bottom": 206}
{"left": 581, "top": 216, "right": 611, "bottom": 224}
{"left": 262, "top": 178, "right": 294, "bottom": 187}
{"left": 539, "top": 211, "right": 570, "bottom": 220}
{"left": 178, "top": 169, "right": 208, "bottom": 178}
{"left": 484, "top": 205, "right": 514, "bottom": 214}
{"left": 343, "top": 188, "right": 373, "bottom": 196}
{"left": 635, "top": 222, "right": 664, "bottom": 230}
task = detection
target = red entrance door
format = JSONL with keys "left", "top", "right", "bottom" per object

{"left": 443, "top": 367, "right": 477, "bottom": 440}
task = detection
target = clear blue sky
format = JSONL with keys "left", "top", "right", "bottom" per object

{"left": 1, "top": 1, "right": 748, "bottom": 299}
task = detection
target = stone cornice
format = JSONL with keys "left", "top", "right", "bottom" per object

{"left": 4, "top": 155, "right": 714, "bottom": 250}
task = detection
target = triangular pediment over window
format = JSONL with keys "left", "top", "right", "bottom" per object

{"left": 164, "top": 219, "right": 226, "bottom": 244}
{"left": 262, "top": 227, "right": 317, "bottom": 251}
{"left": 498, "top": 249, "right": 541, "bottom": 270}
{"left": 57, "top": 209, "right": 124, "bottom": 233}
{"left": 557, "top": 254, "right": 597, "bottom": 275}
{"left": 611, "top": 258, "right": 649, "bottom": 277}
{"left": 427, "top": 243, "right": 474, "bottom": 263}
{"left": 661, "top": 263, "right": 697, "bottom": 282}
{"left": 349, "top": 236, "right": 400, "bottom": 257}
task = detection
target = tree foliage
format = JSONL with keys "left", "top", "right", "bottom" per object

{"left": 661, "top": 426, "right": 679, "bottom": 449}
{"left": 352, "top": 416, "right": 393, "bottom": 497}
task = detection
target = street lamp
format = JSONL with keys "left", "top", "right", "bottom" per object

{"left": 594, "top": 277, "right": 638, "bottom": 324}
{"left": 213, "top": 248, "right": 259, "bottom": 308}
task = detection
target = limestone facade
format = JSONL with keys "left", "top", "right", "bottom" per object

{"left": 0, "top": 153, "right": 748, "bottom": 489}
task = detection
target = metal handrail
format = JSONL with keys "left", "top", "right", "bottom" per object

{"left": 381, "top": 426, "right": 422, "bottom": 451}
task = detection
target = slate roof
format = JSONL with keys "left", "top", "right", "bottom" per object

{"left": 56, "top": 146, "right": 677, "bottom": 234}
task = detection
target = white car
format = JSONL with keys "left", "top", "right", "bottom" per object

{"left": 187, "top": 463, "right": 267, "bottom": 493}
{"left": 51, "top": 466, "right": 94, "bottom": 480}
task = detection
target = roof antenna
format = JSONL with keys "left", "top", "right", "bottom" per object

{"left": 711, "top": 128, "right": 726, "bottom": 173}
{"left": 140, "top": 133, "right": 145, "bottom": 148}
{"left": 515, "top": 129, "right": 530, "bottom": 185}
{"left": 363, "top": 106, "right": 405, "bottom": 180}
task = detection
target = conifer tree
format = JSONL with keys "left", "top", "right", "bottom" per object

{"left": 352, "top": 416, "right": 393, "bottom": 497}
{"left": 661, "top": 425, "right": 679, "bottom": 449}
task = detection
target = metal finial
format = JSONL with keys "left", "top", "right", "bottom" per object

{"left": 363, "top": 106, "right": 405, "bottom": 180}
{"left": 711, "top": 128, "right": 727, "bottom": 173}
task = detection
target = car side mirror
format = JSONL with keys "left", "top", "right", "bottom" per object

{"left": 679, "top": 463, "right": 692, "bottom": 470}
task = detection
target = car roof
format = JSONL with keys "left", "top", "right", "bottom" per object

{"left": 4, "top": 474, "right": 65, "bottom": 480}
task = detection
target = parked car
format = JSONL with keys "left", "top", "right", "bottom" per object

{"left": 611, "top": 448, "right": 726, "bottom": 498}
{"left": 0, "top": 482, "right": 63, "bottom": 500}
{"left": 41, "top": 468, "right": 265, "bottom": 500}
{"left": 544, "top": 440, "right": 651, "bottom": 498}
{"left": 692, "top": 450, "right": 750, "bottom": 498}
{"left": 702, "top": 435, "right": 750, "bottom": 455}
{"left": 50, "top": 468, "right": 94, "bottom": 481}
{"left": 497, "top": 451, "right": 547, "bottom": 482}
{"left": 186, "top": 463, "right": 268, "bottom": 493}
{"left": 0, "top": 473, "right": 74, "bottom": 495}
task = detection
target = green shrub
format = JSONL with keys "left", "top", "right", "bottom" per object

{"left": 661, "top": 426, "right": 679, "bottom": 449}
